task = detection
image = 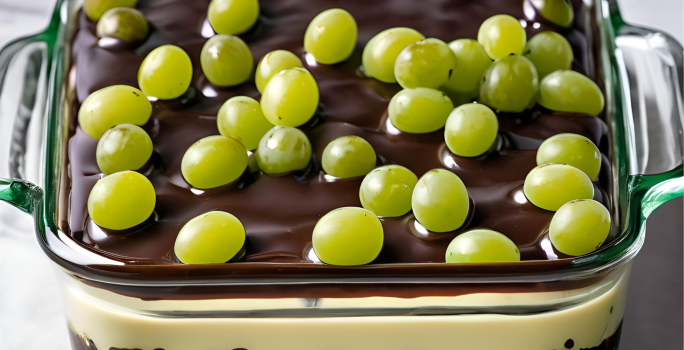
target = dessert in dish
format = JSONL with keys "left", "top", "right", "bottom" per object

{"left": 58, "top": 0, "right": 628, "bottom": 348}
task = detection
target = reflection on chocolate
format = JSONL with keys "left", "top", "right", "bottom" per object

{"left": 63, "top": 0, "right": 610, "bottom": 268}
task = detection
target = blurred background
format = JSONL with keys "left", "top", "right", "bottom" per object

{"left": 0, "top": 0, "right": 682, "bottom": 349}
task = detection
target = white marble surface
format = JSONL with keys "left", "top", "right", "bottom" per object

{"left": 0, "top": 0, "right": 681, "bottom": 349}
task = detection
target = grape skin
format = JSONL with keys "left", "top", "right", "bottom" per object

{"left": 538, "top": 70, "right": 605, "bottom": 116}
{"left": 174, "top": 211, "right": 246, "bottom": 264}
{"left": 479, "top": 55, "right": 539, "bottom": 113}
{"left": 87, "top": 170, "right": 156, "bottom": 230}
{"left": 445, "top": 229, "right": 520, "bottom": 263}
{"left": 260, "top": 68, "right": 320, "bottom": 127}
{"left": 388, "top": 88, "right": 454, "bottom": 134}
{"left": 394, "top": 38, "right": 456, "bottom": 89}
{"left": 477, "top": 14, "right": 527, "bottom": 60}
{"left": 217, "top": 96, "right": 273, "bottom": 151}
{"left": 181, "top": 135, "right": 248, "bottom": 189}
{"left": 412, "top": 169, "right": 470, "bottom": 233}
{"left": 524, "top": 31, "right": 573, "bottom": 79}
{"left": 444, "top": 103, "right": 499, "bottom": 158}
{"left": 96, "top": 124, "right": 153, "bottom": 175}
{"left": 440, "top": 39, "right": 492, "bottom": 106}
{"left": 322, "top": 136, "right": 377, "bottom": 178}
{"left": 78, "top": 85, "right": 152, "bottom": 139}
{"left": 96, "top": 7, "right": 149, "bottom": 43}
{"left": 200, "top": 35, "right": 254, "bottom": 87}
{"left": 523, "top": 164, "right": 594, "bottom": 211}
{"left": 362, "top": 27, "right": 425, "bottom": 83}
{"left": 138, "top": 45, "right": 193, "bottom": 100}
{"left": 304, "top": 9, "right": 358, "bottom": 64}
{"left": 256, "top": 50, "right": 304, "bottom": 93}
{"left": 208, "top": 0, "right": 260, "bottom": 35}
{"left": 256, "top": 126, "right": 312, "bottom": 176}
{"left": 312, "top": 207, "right": 384, "bottom": 266}
{"left": 528, "top": 0, "right": 575, "bottom": 28}
{"left": 84, "top": 0, "right": 137, "bottom": 21}
{"left": 549, "top": 199, "right": 611, "bottom": 256}
{"left": 359, "top": 165, "right": 418, "bottom": 217}
{"left": 537, "top": 133, "right": 601, "bottom": 180}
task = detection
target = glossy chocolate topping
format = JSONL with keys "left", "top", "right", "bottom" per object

{"left": 63, "top": 0, "right": 611, "bottom": 267}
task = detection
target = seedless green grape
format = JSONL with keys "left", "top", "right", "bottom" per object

{"left": 138, "top": 45, "right": 193, "bottom": 100}
{"left": 181, "top": 135, "right": 248, "bottom": 189}
{"left": 260, "top": 68, "right": 319, "bottom": 127}
{"left": 256, "top": 126, "right": 312, "bottom": 175}
{"left": 200, "top": 35, "right": 253, "bottom": 87}
{"left": 359, "top": 165, "right": 418, "bottom": 217}
{"left": 96, "top": 7, "right": 149, "bottom": 43}
{"left": 528, "top": 0, "right": 575, "bottom": 28}
{"left": 480, "top": 55, "right": 539, "bottom": 112}
{"left": 208, "top": 0, "right": 260, "bottom": 35}
{"left": 477, "top": 14, "right": 527, "bottom": 60}
{"left": 174, "top": 211, "right": 246, "bottom": 264}
{"left": 445, "top": 229, "right": 520, "bottom": 263}
{"left": 394, "top": 38, "right": 456, "bottom": 89}
{"left": 322, "top": 136, "right": 376, "bottom": 178}
{"left": 537, "top": 133, "right": 601, "bottom": 180}
{"left": 444, "top": 103, "right": 499, "bottom": 157}
{"left": 388, "top": 88, "right": 454, "bottom": 134}
{"left": 84, "top": 0, "right": 137, "bottom": 21}
{"left": 412, "top": 169, "right": 469, "bottom": 232}
{"left": 96, "top": 124, "right": 153, "bottom": 175}
{"left": 78, "top": 85, "right": 152, "bottom": 139}
{"left": 217, "top": 96, "right": 273, "bottom": 151}
{"left": 524, "top": 32, "right": 573, "bottom": 79}
{"left": 441, "top": 39, "right": 492, "bottom": 105}
{"left": 362, "top": 27, "right": 425, "bottom": 83}
{"left": 87, "top": 170, "right": 155, "bottom": 230}
{"left": 538, "top": 70, "right": 605, "bottom": 115}
{"left": 304, "top": 9, "right": 358, "bottom": 64}
{"left": 524, "top": 164, "right": 594, "bottom": 211}
{"left": 312, "top": 207, "right": 384, "bottom": 266}
{"left": 255, "top": 50, "right": 303, "bottom": 93}
{"left": 550, "top": 199, "right": 611, "bottom": 256}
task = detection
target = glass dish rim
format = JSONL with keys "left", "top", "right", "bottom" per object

{"left": 1, "top": 0, "right": 682, "bottom": 287}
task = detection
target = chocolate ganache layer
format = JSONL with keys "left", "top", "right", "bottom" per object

{"left": 62, "top": 0, "right": 612, "bottom": 267}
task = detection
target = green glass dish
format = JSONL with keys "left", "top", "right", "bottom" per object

{"left": 0, "top": 0, "right": 681, "bottom": 348}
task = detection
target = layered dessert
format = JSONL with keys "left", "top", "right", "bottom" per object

{"left": 59, "top": 0, "right": 626, "bottom": 348}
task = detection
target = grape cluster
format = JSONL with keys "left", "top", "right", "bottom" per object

{"left": 81, "top": 0, "right": 610, "bottom": 265}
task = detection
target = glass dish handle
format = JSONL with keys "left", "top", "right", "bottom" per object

{"left": 611, "top": 10, "right": 684, "bottom": 218}
{"left": 0, "top": 34, "right": 50, "bottom": 215}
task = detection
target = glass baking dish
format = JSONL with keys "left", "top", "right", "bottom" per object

{"left": 0, "top": 0, "right": 681, "bottom": 349}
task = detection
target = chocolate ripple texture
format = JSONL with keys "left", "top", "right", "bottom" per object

{"left": 63, "top": 0, "right": 612, "bottom": 265}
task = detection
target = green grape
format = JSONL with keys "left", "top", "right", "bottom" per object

{"left": 524, "top": 164, "right": 594, "bottom": 211}
{"left": 529, "top": 0, "right": 574, "bottom": 28}
{"left": 256, "top": 126, "right": 312, "bottom": 175}
{"left": 78, "top": 85, "right": 152, "bottom": 139}
{"left": 96, "top": 7, "right": 148, "bottom": 43}
{"left": 304, "top": 9, "right": 358, "bottom": 64}
{"left": 174, "top": 211, "right": 246, "bottom": 264}
{"left": 217, "top": 96, "right": 273, "bottom": 151}
{"left": 388, "top": 88, "right": 454, "bottom": 134}
{"left": 550, "top": 199, "right": 611, "bottom": 256}
{"left": 441, "top": 39, "right": 492, "bottom": 104}
{"left": 208, "top": 0, "right": 260, "bottom": 35}
{"left": 523, "top": 32, "right": 573, "bottom": 79}
{"left": 84, "top": 0, "right": 137, "bottom": 21}
{"left": 477, "top": 14, "right": 527, "bottom": 60}
{"left": 260, "top": 68, "right": 319, "bottom": 127}
{"left": 87, "top": 170, "right": 155, "bottom": 230}
{"left": 537, "top": 133, "right": 601, "bottom": 180}
{"left": 200, "top": 35, "right": 253, "bottom": 87}
{"left": 394, "top": 38, "right": 456, "bottom": 89}
{"left": 359, "top": 165, "right": 418, "bottom": 217}
{"left": 362, "top": 27, "right": 425, "bottom": 83}
{"left": 312, "top": 207, "right": 384, "bottom": 266}
{"left": 322, "top": 136, "right": 376, "bottom": 178}
{"left": 96, "top": 124, "right": 153, "bottom": 175}
{"left": 444, "top": 103, "right": 499, "bottom": 157}
{"left": 412, "top": 169, "right": 469, "bottom": 232}
{"left": 138, "top": 45, "right": 193, "bottom": 100}
{"left": 538, "top": 70, "right": 605, "bottom": 115}
{"left": 181, "top": 135, "right": 248, "bottom": 189}
{"left": 479, "top": 55, "right": 539, "bottom": 112}
{"left": 255, "top": 50, "right": 303, "bottom": 93}
{"left": 445, "top": 229, "right": 520, "bottom": 263}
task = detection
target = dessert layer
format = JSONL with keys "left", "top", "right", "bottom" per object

{"left": 63, "top": 0, "right": 611, "bottom": 265}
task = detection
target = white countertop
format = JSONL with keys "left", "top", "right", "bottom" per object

{"left": 0, "top": 1, "right": 681, "bottom": 349}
